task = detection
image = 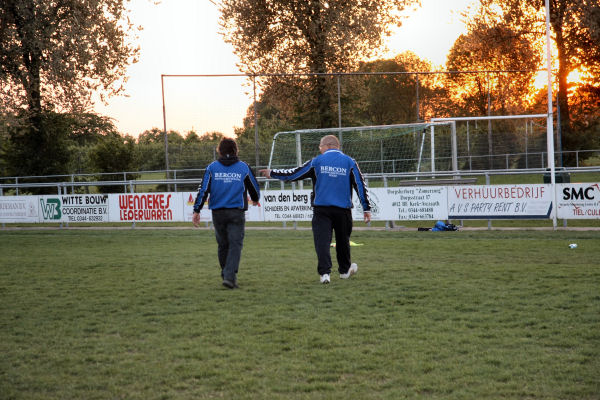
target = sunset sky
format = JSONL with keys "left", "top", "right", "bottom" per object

{"left": 94, "top": 0, "right": 477, "bottom": 138}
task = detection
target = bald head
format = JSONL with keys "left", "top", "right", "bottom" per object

{"left": 319, "top": 135, "right": 340, "bottom": 152}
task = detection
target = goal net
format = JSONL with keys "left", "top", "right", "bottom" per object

{"left": 431, "top": 115, "right": 548, "bottom": 171}
{"left": 268, "top": 122, "right": 456, "bottom": 177}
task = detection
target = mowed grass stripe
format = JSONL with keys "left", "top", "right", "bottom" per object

{"left": 1, "top": 229, "right": 599, "bottom": 399}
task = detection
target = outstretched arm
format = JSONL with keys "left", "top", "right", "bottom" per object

{"left": 260, "top": 160, "right": 313, "bottom": 182}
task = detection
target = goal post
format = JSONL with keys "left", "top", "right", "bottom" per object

{"left": 267, "top": 122, "right": 458, "bottom": 180}
{"left": 431, "top": 114, "right": 549, "bottom": 171}
{"left": 267, "top": 115, "right": 550, "bottom": 182}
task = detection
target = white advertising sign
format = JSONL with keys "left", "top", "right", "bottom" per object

{"left": 447, "top": 184, "right": 553, "bottom": 219}
{"left": 39, "top": 194, "right": 109, "bottom": 223}
{"left": 0, "top": 196, "right": 39, "bottom": 223}
{"left": 7, "top": 182, "right": 599, "bottom": 224}
{"left": 180, "top": 191, "right": 264, "bottom": 223}
{"left": 366, "top": 186, "right": 448, "bottom": 221}
{"left": 108, "top": 192, "right": 184, "bottom": 222}
{"left": 556, "top": 183, "right": 600, "bottom": 219}
{"left": 262, "top": 190, "right": 313, "bottom": 221}
{"left": 182, "top": 192, "right": 212, "bottom": 222}
{"left": 351, "top": 190, "right": 374, "bottom": 220}
{"left": 262, "top": 188, "right": 398, "bottom": 222}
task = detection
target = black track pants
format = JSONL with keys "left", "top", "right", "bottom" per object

{"left": 312, "top": 206, "right": 353, "bottom": 276}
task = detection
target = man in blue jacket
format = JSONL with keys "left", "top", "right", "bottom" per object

{"left": 193, "top": 138, "right": 260, "bottom": 289}
{"left": 260, "top": 135, "right": 371, "bottom": 284}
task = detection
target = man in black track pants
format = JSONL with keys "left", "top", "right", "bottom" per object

{"left": 260, "top": 135, "right": 371, "bottom": 284}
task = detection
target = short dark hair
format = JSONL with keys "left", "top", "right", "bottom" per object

{"left": 218, "top": 138, "right": 238, "bottom": 157}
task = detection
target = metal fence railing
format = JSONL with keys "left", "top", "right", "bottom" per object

{"left": 1, "top": 166, "right": 599, "bottom": 197}
{"left": 1, "top": 148, "right": 599, "bottom": 195}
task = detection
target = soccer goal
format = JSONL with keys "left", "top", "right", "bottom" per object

{"left": 431, "top": 114, "right": 548, "bottom": 171}
{"left": 267, "top": 122, "right": 458, "bottom": 177}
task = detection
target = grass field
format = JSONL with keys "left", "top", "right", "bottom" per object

{"left": 1, "top": 228, "right": 599, "bottom": 399}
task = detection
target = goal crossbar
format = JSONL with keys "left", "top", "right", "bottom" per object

{"left": 267, "top": 121, "right": 456, "bottom": 173}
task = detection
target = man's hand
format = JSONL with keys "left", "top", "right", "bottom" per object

{"left": 258, "top": 169, "right": 271, "bottom": 178}
{"left": 363, "top": 211, "right": 371, "bottom": 224}
{"left": 192, "top": 212, "right": 201, "bottom": 227}
{"left": 251, "top": 201, "right": 259, "bottom": 206}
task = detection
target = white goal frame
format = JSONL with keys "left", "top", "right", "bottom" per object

{"left": 267, "top": 121, "right": 458, "bottom": 174}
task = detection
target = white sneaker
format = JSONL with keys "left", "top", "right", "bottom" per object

{"left": 340, "top": 263, "right": 358, "bottom": 279}
{"left": 320, "top": 274, "right": 330, "bottom": 284}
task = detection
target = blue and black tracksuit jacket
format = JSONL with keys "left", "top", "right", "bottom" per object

{"left": 193, "top": 156, "right": 260, "bottom": 212}
{"left": 270, "top": 149, "right": 370, "bottom": 211}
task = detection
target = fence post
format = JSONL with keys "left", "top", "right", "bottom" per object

{"left": 58, "top": 185, "right": 63, "bottom": 229}
{"left": 541, "top": 152, "right": 545, "bottom": 168}
{"left": 337, "top": 74, "right": 342, "bottom": 129}
{"left": 467, "top": 121, "right": 472, "bottom": 171}
{"left": 253, "top": 75, "right": 260, "bottom": 169}
{"left": 130, "top": 181, "right": 135, "bottom": 229}
{"left": 291, "top": 181, "right": 297, "bottom": 230}
{"left": 365, "top": 178, "right": 371, "bottom": 227}
{"left": 281, "top": 180, "right": 286, "bottom": 228}
{"left": 380, "top": 139, "right": 384, "bottom": 174}
{"left": 1, "top": 186, "right": 4, "bottom": 229}
{"left": 384, "top": 176, "right": 391, "bottom": 230}
{"left": 430, "top": 125, "right": 436, "bottom": 177}
{"left": 451, "top": 121, "right": 458, "bottom": 173}
{"left": 486, "top": 173, "right": 492, "bottom": 230}
{"left": 415, "top": 73, "right": 420, "bottom": 121}
{"left": 63, "top": 184, "right": 69, "bottom": 228}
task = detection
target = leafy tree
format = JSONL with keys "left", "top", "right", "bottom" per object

{"left": 445, "top": 21, "right": 541, "bottom": 115}
{"left": 89, "top": 134, "right": 136, "bottom": 174}
{"left": 135, "top": 129, "right": 223, "bottom": 173}
{"left": 2, "top": 111, "right": 121, "bottom": 178}
{"left": 360, "top": 59, "right": 413, "bottom": 125}
{"left": 0, "top": 0, "right": 139, "bottom": 178}
{"left": 219, "top": 0, "right": 419, "bottom": 128}
{"left": 88, "top": 133, "right": 136, "bottom": 192}
{"left": 358, "top": 52, "right": 442, "bottom": 125}
{"left": 66, "top": 113, "right": 121, "bottom": 146}
{"left": 184, "top": 131, "right": 201, "bottom": 144}
{"left": 559, "top": 82, "right": 600, "bottom": 153}
{"left": 237, "top": 76, "right": 318, "bottom": 141}
{"left": 444, "top": 16, "right": 544, "bottom": 169}
{"left": 136, "top": 128, "right": 168, "bottom": 171}
{"left": 138, "top": 128, "right": 165, "bottom": 145}
{"left": 64, "top": 113, "right": 122, "bottom": 175}
{"left": 0, "top": 0, "right": 139, "bottom": 118}
{"left": 474, "top": 0, "right": 600, "bottom": 147}
{"left": 4, "top": 112, "right": 73, "bottom": 178}
{"left": 235, "top": 52, "right": 449, "bottom": 144}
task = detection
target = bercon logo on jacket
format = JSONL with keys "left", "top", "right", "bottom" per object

{"left": 214, "top": 172, "right": 243, "bottom": 181}
{"left": 193, "top": 157, "right": 260, "bottom": 212}
{"left": 270, "top": 149, "right": 370, "bottom": 211}
{"left": 320, "top": 165, "right": 347, "bottom": 176}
